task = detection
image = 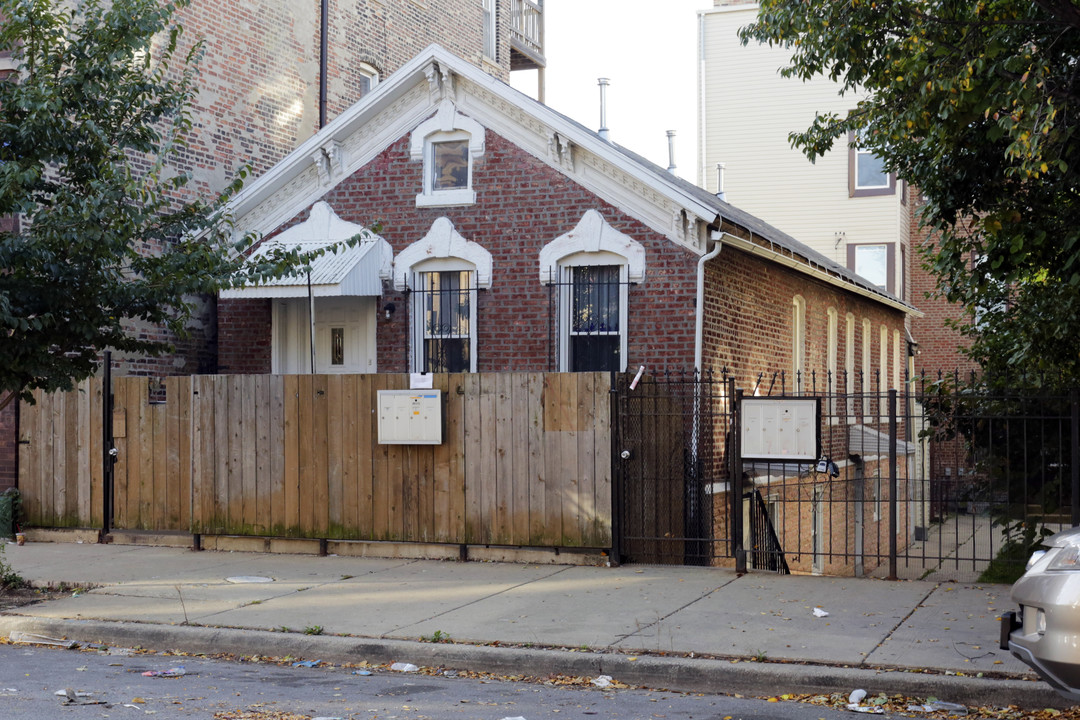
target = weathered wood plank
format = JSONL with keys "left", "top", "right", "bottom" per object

{"left": 384, "top": 374, "right": 407, "bottom": 541}
{"left": 283, "top": 375, "right": 300, "bottom": 534}
{"left": 341, "top": 375, "right": 359, "bottom": 538}
{"left": 541, "top": 374, "right": 563, "bottom": 546}
{"left": 593, "top": 373, "right": 613, "bottom": 546}
{"left": 427, "top": 377, "right": 449, "bottom": 539}
{"left": 254, "top": 375, "right": 272, "bottom": 534}
{"left": 462, "top": 373, "right": 483, "bottom": 544}
{"left": 59, "top": 386, "right": 74, "bottom": 523}
{"left": 356, "top": 374, "right": 374, "bottom": 538}
{"left": 164, "top": 377, "right": 181, "bottom": 529}
{"left": 240, "top": 374, "right": 257, "bottom": 532}
{"left": 89, "top": 379, "right": 104, "bottom": 528}
{"left": 444, "top": 373, "right": 467, "bottom": 543}
{"left": 297, "top": 374, "right": 315, "bottom": 536}
{"left": 327, "top": 374, "right": 344, "bottom": 537}
{"left": 493, "top": 373, "right": 513, "bottom": 545}
{"left": 510, "top": 373, "right": 530, "bottom": 545}
{"left": 576, "top": 372, "right": 596, "bottom": 545}
{"left": 190, "top": 376, "right": 207, "bottom": 533}
{"left": 269, "top": 375, "right": 286, "bottom": 535}
{"left": 312, "top": 374, "right": 330, "bottom": 536}
{"left": 213, "top": 376, "right": 230, "bottom": 534}
{"left": 526, "top": 373, "right": 546, "bottom": 546}
{"left": 371, "top": 374, "right": 390, "bottom": 541}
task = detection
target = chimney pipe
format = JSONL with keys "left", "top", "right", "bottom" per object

{"left": 598, "top": 78, "right": 610, "bottom": 141}
{"left": 716, "top": 162, "right": 726, "bottom": 201}
{"left": 666, "top": 130, "right": 677, "bottom": 174}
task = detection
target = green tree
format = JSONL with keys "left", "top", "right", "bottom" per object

{"left": 0, "top": 0, "right": 330, "bottom": 411}
{"left": 741, "top": 0, "right": 1080, "bottom": 376}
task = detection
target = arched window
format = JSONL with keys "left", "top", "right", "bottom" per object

{"left": 409, "top": 102, "right": 485, "bottom": 207}
{"left": 395, "top": 218, "right": 492, "bottom": 373}
{"left": 539, "top": 210, "right": 645, "bottom": 372}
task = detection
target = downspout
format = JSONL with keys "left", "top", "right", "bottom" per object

{"left": 319, "top": 0, "right": 328, "bottom": 129}
{"left": 694, "top": 229, "right": 724, "bottom": 374}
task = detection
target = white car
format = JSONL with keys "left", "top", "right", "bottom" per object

{"left": 1002, "top": 526, "right": 1080, "bottom": 702}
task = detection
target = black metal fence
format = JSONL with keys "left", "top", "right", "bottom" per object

{"left": 612, "top": 368, "right": 1079, "bottom": 581}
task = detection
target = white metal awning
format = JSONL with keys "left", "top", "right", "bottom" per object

{"left": 221, "top": 201, "right": 392, "bottom": 299}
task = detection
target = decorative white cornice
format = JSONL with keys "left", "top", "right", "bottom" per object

{"left": 394, "top": 217, "right": 493, "bottom": 291}
{"left": 408, "top": 100, "right": 486, "bottom": 162}
{"left": 538, "top": 210, "right": 646, "bottom": 284}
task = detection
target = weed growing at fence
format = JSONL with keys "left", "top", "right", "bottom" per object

{"left": 0, "top": 545, "right": 25, "bottom": 590}
{"left": 304, "top": 625, "right": 324, "bottom": 635}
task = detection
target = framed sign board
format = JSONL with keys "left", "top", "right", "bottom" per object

{"left": 740, "top": 397, "right": 820, "bottom": 461}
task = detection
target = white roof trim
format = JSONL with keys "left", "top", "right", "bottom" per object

{"left": 393, "top": 217, "right": 493, "bottom": 291}
{"left": 538, "top": 210, "right": 646, "bottom": 283}
{"left": 221, "top": 201, "right": 392, "bottom": 299}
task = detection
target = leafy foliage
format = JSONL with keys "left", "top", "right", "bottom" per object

{"left": 741, "top": 0, "right": 1080, "bottom": 376}
{"left": 0, "top": 0, "right": 351, "bottom": 409}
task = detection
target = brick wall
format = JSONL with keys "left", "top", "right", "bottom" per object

{"left": 220, "top": 130, "right": 703, "bottom": 373}
{"left": 908, "top": 192, "right": 977, "bottom": 376}
{"left": 702, "top": 246, "right": 909, "bottom": 391}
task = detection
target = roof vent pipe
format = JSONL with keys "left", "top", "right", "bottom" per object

{"left": 597, "top": 78, "right": 610, "bottom": 141}
{"left": 666, "top": 130, "right": 677, "bottom": 174}
{"left": 716, "top": 162, "right": 726, "bottom": 201}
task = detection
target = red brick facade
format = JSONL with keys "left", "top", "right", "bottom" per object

{"left": 218, "top": 129, "right": 909, "bottom": 381}
{"left": 907, "top": 192, "right": 977, "bottom": 376}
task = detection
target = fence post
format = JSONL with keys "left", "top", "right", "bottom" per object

{"left": 101, "top": 350, "right": 114, "bottom": 540}
{"left": 1072, "top": 389, "right": 1079, "bottom": 528}
{"left": 732, "top": 385, "right": 746, "bottom": 573}
{"left": 609, "top": 370, "right": 622, "bottom": 565}
{"left": 888, "top": 388, "right": 898, "bottom": 580}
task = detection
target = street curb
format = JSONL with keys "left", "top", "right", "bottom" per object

{"left": 0, "top": 616, "right": 1067, "bottom": 710}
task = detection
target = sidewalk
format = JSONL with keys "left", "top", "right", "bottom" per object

{"left": 0, "top": 541, "right": 1068, "bottom": 709}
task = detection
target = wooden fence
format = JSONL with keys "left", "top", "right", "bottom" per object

{"left": 18, "top": 372, "right": 613, "bottom": 548}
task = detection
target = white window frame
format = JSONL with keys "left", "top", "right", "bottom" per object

{"left": 394, "top": 217, "right": 493, "bottom": 374}
{"left": 482, "top": 0, "right": 497, "bottom": 60}
{"left": 410, "top": 262, "right": 478, "bottom": 374}
{"left": 410, "top": 103, "right": 485, "bottom": 208}
{"left": 845, "top": 312, "right": 855, "bottom": 423}
{"left": 792, "top": 295, "right": 806, "bottom": 393}
{"left": 557, "top": 254, "right": 628, "bottom": 373}
{"left": 539, "top": 210, "right": 645, "bottom": 374}
{"left": 357, "top": 62, "right": 379, "bottom": 97}
{"left": 892, "top": 328, "right": 902, "bottom": 391}
{"left": 826, "top": 307, "right": 838, "bottom": 418}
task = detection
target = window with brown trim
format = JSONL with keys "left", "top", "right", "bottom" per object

{"left": 848, "top": 127, "right": 896, "bottom": 197}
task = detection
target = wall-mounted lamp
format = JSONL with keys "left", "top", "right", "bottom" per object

{"left": 383, "top": 302, "right": 396, "bottom": 320}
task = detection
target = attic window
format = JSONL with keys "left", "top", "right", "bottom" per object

{"left": 432, "top": 138, "right": 469, "bottom": 190}
{"left": 411, "top": 101, "right": 486, "bottom": 208}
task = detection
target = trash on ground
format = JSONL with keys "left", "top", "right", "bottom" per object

{"left": 108, "top": 647, "right": 137, "bottom": 656}
{"left": 57, "top": 688, "right": 106, "bottom": 705}
{"left": 352, "top": 670, "right": 373, "bottom": 676}
{"left": 10, "top": 631, "right": 78, "bottom": 649}
{"left": 590, "top": 675, "right": 613, "bottom": 688}
{"left": 225, "top": 576, "right": 274, "bottom": 584}
{"left": 845, "top": 704, "right": 884, "bottom": 714}
{"left": 848, "top": 689, "right": 867, "bottom": 704}
{"left": 291, "top": 660, "right": 320, "bottom": 668}
{"left": 813, "top": 607, "right": 830, "bottom": 618}
{"left": 907, "top": 705, "right": 934, "bottom": 713}
{"left": 141, "top": 666, "right": 186, "bottom": 678}
{"left": 928, "top": 701, "right": 968, "bottom": 715}
{"left": 390, "top": 662, "right": 419, "bottom": 672}
{"left": 499, "top": 717, "right": 528, "bottom": 720}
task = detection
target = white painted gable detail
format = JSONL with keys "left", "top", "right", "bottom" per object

{"left": 539, "top": 210, "right": 646, "bottom": 284}
{"left": 394, "top": 217, "right": 493, "bottom": 291}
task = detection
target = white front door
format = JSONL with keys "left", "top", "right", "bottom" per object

{"left": 273, "top": 297, "right": 376, "bottom": 374}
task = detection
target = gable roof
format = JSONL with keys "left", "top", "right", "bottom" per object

{"left": 224, "top": 44, "right": 918, "bottom": 316}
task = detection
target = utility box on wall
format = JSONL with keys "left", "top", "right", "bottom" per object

{"left": 377, "top": 390, "right": 443, "bottom": 445}
{"left": 740, "top": 397, "right": 820, "bottom": 461}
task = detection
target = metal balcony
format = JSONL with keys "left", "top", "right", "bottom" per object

{"left": 509, "top": 0, "right": 545, "bottom": 70}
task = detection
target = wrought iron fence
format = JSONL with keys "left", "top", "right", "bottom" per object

{"left": 613, "top": 367, "right": 1078, "bottom": 580}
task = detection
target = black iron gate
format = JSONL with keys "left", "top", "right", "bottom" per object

{"left": 613, "top": 368, "right": 1079, "bottom": 580}
{"left": 612, "top": 370, "right": 733, "bottom": 565}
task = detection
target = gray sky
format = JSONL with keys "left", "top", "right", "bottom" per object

{"left": 511, "top": 1, "right": 706, "bottom": 182}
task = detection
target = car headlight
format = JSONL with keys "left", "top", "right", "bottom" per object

{"left": 1048, "top": 544, "right": 1080, "bottom": 571}
{"left": 1027, "top": 549, "right": 1047, "bottom": 570}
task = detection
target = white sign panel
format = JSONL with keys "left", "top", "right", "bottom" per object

{"left": 740, "top": 398, "right": 819, "bottom": 461}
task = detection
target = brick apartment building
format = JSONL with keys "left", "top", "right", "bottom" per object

{"left": 1, "top": 0, "right": 546, "bottom": 491}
